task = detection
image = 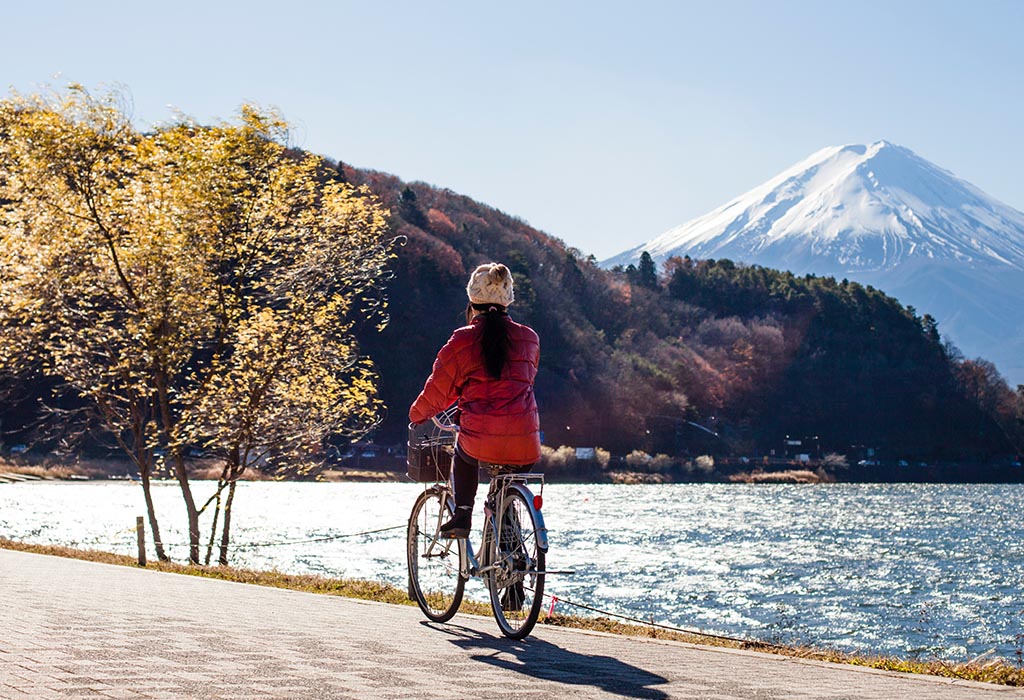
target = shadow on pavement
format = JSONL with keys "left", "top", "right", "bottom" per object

{"left": 433, "top": 622, "right": 670, "bottom": 699}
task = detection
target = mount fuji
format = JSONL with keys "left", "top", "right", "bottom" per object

{"left": 604, "top": 141, "right": 1024, "bottom": 384}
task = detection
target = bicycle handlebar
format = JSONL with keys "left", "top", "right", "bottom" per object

{"left": 431, "top": 415, "right": 458, "bottom": 433}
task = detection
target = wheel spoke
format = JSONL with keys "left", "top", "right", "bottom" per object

{"left": 487, "top": 488, "right": 545, "bottom": 639}
{"left": 407, "top": 489, "right": 464, "bottom": 622}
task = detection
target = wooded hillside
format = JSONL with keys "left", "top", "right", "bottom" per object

{"left": 343, "top": 164, "right": 1024, "bottom": 464}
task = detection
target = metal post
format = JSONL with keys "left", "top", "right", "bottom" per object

{"left": 136, "top": 516, "right": 146, "bottom": 567}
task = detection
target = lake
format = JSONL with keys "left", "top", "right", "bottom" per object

{"left": 1, "top": 480, "right": 1021, "bottom": 660}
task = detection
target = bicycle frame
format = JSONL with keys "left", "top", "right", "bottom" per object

{"left": 438, "top": 471, "right": 548, "bottom": 582}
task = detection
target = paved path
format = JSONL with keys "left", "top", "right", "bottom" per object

{"left": 1, "top": 550, "right": 1020, "bottom": 699}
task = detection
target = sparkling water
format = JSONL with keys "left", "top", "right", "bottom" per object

{"left": 1, "top": 480, "right": 1021, "bottom": 659}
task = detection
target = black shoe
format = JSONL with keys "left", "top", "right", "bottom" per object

{"left": 439, "top": 507, "right": 471, "bottom": 539}
{"left": 501, "top": 581, "right": 525, "bottom": 611}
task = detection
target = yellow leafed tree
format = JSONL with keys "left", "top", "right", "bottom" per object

{"left": 0, "top": 86, "right": 394, "bottom": 563}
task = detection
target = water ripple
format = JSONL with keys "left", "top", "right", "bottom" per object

{"left": 1, "top": 481, "right": 1021, "bottom": 658}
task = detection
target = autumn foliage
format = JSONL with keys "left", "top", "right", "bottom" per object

{"left": 0, "top": 87, "right": 394, "bottom": 562}
{"left": 343, "top": 170, "right": 1024, "bottom": 464}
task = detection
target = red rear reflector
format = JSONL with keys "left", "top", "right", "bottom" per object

{"left": 533, "top": 495, "right": 543, "bottom": 510}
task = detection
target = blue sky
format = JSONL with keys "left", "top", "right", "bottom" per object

{"left": 3, "top": 1, "right": 1022, "bottom": 259}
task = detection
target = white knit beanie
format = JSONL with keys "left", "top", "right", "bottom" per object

{"left": 466, "top": 262, "right": 515, "bottom": 307}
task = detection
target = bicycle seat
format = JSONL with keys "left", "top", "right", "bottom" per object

{"left": 482, "top": 463, "right": 531, "bottom": 478}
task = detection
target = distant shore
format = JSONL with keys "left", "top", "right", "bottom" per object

{"left": 3, "top": 454, "right": 1022, "bottom": 485}
{"left": 0, "top": 460, "right": 834, "bottom": 485}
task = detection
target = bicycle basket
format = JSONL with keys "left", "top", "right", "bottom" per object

{"left": 406, "top": 421, "right": 454, "bottom": 482}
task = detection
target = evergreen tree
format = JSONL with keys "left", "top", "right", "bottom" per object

{"left": 398, "top": 185, "right": 427, "bottom": 228}
{"left": 637, "top": 251, "right": 659, "bottom": 289}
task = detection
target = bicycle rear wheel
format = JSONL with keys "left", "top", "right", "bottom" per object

{"left": 487, "top": 489, "right": 545, "bottom": 639}
{"left": 407, "top": 487, "right": 465, "bottom": 622}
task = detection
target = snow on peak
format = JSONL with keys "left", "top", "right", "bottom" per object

{"left": 605, "top": 142, "right": 1024, "bottom": 274}
{"left": 602, "top": 141, "right": 1024, "bottom": 383}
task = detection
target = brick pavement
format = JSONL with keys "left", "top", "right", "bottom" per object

{"left": 1, "top": 549, "right": 1021, "bottom": 699}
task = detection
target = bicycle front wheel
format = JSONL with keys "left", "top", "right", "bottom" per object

{"left": 487, "top": 489, "right": 546, "bottom": 639}
{"left": 407, "top": 487, "right": 465, "bottom": 622}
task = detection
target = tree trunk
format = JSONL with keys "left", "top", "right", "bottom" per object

{"left": 154, "top": 369, "right": 200, "bottom": 564}
{"left": 218, "top": 447, "right": 241, "bottom": 566}
{"left": 204, "top": 461, "right": 231, "bottom": 565}
{"left": 219, "top": 477, "right": 238, "bottom": 566}
{"left": 204, "top": 479, "right": 223, "bottom": 566}
{"left": 177, "top": 456, "right": 200, "bottom": 564}
{"left": 140, "top": 464, "right": 168, "bottom": 561}
{"left": 125, "top": 404, "right": 168, "bottom": 562}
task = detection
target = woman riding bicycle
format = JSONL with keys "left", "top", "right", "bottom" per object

{"left": 409, "top": 262, "right": 541, "bottom": 539}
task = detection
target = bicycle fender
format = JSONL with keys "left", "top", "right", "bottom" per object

{"left": 510, "top": 483, "right": 549, "bottom": 552}
{"left": 532, "top": 508, "right": 549, "bottom": 553}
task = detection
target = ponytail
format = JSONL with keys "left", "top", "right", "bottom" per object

{"left": 471, "top": 303, "right": 510, "bottom": 378}
{"left": 464, "top": 262, "right": 515, "bottom": 378}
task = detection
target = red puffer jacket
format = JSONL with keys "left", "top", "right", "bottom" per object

{"left": 409, "top": 314, "right": 541, "bottom": 465}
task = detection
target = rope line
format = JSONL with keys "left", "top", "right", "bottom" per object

{"left": 540, "top": 592, "right": 785, "bottom": 649}
{"left": 231, "top": 525, "right": 406, "bottom": 549}
{"left": 147, "top": 524, "right": 406, "bottom": 551}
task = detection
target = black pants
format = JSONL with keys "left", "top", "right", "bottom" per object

{"left": 452, "top": 448, "right": 481, "bottom": 510}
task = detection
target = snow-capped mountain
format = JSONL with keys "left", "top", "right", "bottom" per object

{"left": 604, "top": 141, "right": 1024, "bottom": 383}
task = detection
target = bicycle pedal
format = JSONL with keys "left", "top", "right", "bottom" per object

{"left": 440, "top": 528, "right": 470, "bottom": 539}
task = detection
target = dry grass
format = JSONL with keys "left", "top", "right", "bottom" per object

{"left": 1, "top": 537, "right": 1020, "bottom": 686}
{"left": 811, "top": 649, "right": 1023, "bottom": 686}
{"left": 318, "top": 469, "right": 404, "bottom": 482}
{"left": 186, "top": 462, "right": 273, "bottom": 481}
{"left": 0, "top": 456, "right": 269, "bottom": 481}
{"left": 607, "top": 471, "right": 671, "bottom": 484}
{"left": 540, "top": 611, "right": 754, "bottom": 648}
{"left": 728, "top": 468, "right": 832, "bottom": 484}
{"left": 0, "top": 457, "right": 109, "bottom": 480}
{"left": 543, "top": 613, "right": 1023, "bottom": 685}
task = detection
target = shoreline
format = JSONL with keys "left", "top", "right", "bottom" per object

{"left": 4, "top": 451, "right": 1024, "bottom": 485}
{"left": 4, "top": 463, "right": 1024, "bottom": 486}
{"left": 0, "top": 536, "right": 1020, "bottom": 687}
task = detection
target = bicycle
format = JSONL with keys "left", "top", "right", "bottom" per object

{"left": 405, "top": 407, "right": 556, "bottom": 639}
